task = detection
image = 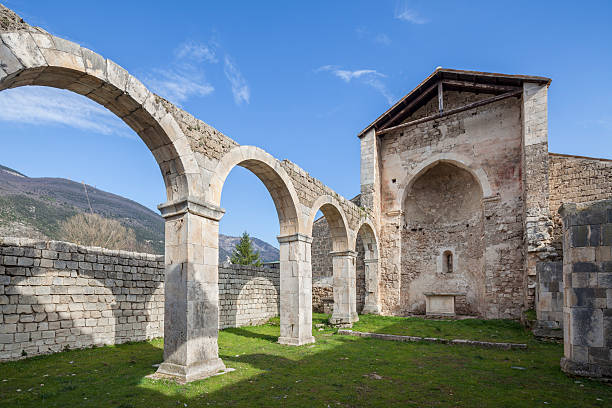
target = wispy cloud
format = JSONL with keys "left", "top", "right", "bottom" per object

{"left": 374, "top": 33, "right": 392, "bottom": 46}
{"left": 145, "top": 66, "right": 214, "bottom": 104}
{"left": 395, "top": 2, "right": 429, "bottom": 24}
{"left": 0, "top": 87, "right": 133, "bottom": 138}
{"left": 224, "top": 55, "right": 250, "bottom": 105}
{"left": 143, "top": 40, "right": 218, "bottom": 105}
{"left": 316, "top": 65, "right": 395, "bottom": 105}
{"left": 175, "top": 41, "right": 218, "bottom": 63}
{"left": 356, "top": 28, "right": 392, "bottom": 46}
{"left": 147, "top": 39, "right": 250, "bottom": 106}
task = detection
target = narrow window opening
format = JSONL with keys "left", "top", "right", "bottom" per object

{"left": 443, "top": 251, "right": 453, "bottom": 273}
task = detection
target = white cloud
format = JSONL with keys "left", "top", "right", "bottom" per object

{"left": 374, "top": 33, "right": 392, "bottom": 46}
{"left": 175, "top": 42, "right": 218, "bottom": 63}
{"left": 145, "top": 66, "right": 214, "bottom": 104}
{"left": 395, "top": 3, "right": 429, "bottom": 24}
{"left": 317, "top": 65, "right": 395, "bottom": 105}
{"left": 0, "top": 86, "right": 134, "bottom": 138}
{"left": 355, "top": 28, "right": 392, "bottom": 46}
{"left": 224, "top": 55, "right": 250, "bottom": 105}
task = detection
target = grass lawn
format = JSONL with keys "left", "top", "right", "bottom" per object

{"left": 351, "top": 314, "right": 533, "bottom": 344}
{"left": 0, "top": 313, "right": 609, "bottom": 408}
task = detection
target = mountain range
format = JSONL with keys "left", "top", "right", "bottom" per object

{"left": 0, "top": 164, "right": 279, "bottom": 262}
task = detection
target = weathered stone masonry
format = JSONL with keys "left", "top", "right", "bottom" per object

{"left": 0, "top": 238, "right": 282, "bottom": 361}
{"left": 559, "top": 201, "right": 612, "bottom": 379}
{"left": 0, "top": 4, "right": 372, "bottom": 382}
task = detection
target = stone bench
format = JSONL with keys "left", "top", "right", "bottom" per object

{"left": 424, "top": 292, "right": 464, "bottom": 316}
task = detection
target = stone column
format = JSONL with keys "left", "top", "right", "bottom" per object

{"left": 559, "top": 201, "right": 612, "bottom": 379}
{"left": 362, "top": 258, "right": 381, "bottom": 314}
{"left": 329, "top": 250, "right": 359, "bottom": 326}
{"left": 277, "top": 233, "right": 315, "bottom": 346}
{"left": 154, "top": 197, "right": 226, "bottom": 383}
{"left": 521, "top": 82, "right": 555, "bottom": 310}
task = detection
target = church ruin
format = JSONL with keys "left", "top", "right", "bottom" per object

{"left": 1, "top": 4, "right": 610, "bottom": 381}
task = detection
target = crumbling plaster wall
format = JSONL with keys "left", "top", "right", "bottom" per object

{"left": 378, "top": 92, "right": 526, "bottom": 318}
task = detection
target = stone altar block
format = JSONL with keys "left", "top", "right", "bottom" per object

{"left": 424, "top": 293, "right": 463, "bottom": 316}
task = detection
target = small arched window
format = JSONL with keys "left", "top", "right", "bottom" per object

{"left": 443, "top": 251, "right": 453, "bottom": 274}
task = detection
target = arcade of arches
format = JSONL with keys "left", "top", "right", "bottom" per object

{"left": 4, "top": 4, "right": 612, "bottom": 382}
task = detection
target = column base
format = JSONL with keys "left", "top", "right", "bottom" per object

{"left": 329, "top": 313, "right": 358, "bottom": 327}
{"left": 561, "top": 357, "right": 612, "bottom": 380}
{"left": 150, "top": 358, "right": 227, "bottom": 384}
{"left": 361, "top": 304, "right": 381, "bottom": 315}
{"left": 278, "top": 336, "right": 315, "bottom": 346}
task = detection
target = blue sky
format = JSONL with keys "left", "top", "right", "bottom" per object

{"left": 1, "top": 1, "right": 611, "bottom": 247}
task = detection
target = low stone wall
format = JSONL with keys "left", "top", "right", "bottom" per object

{"left": 312, "top": 282, "right": 333, "bottom": 314}
{"left": 1, "top": 238, "right": 282, "bottom": 361}
{"left": 534, "top": 261, "right": 564, "bottom": 337}
{"left": 218, "top": 263, "right": 279, "bottom": 329}
{"left": 559, "top": 201, "right": 612, "bottom": 379}
{"left": 0, "top": 237, "right": 165, "bottom": 361}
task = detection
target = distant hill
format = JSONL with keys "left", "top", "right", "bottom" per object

{"left": 0, "top": 164, "right": 279, "bottom": 262}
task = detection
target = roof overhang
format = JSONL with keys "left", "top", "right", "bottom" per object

{"left": 358, "top": 68, "right": 551, "bottom": 138}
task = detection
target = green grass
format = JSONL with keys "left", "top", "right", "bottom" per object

{"left": 0, "top": 313, "right": 610, "bottom": 408}
{"left": 351, "top": 314, "right": 533, "bottom": 343}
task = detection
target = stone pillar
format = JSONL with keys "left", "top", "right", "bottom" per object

{"left": 521, "top": 82, "right": 555, "bottom": 309}
{"left": 362, "top": 258, "right": 381, "bottom": 314}
{"left": 277, "top": 233, "right": 315, "bottom": 346}
{"left": 154, "top": 197, "right": 226, "bottom": 383}
{"left": 329, "top": 250, "right": 359, "bottom": 326}
{"left": 559, "top": 201, "right": 612, "bottom": 379}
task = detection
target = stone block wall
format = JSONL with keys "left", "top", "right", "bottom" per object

{"left": 1, "top": 238, "right": 282, "bottom": 361}
{"left": 549, "top": 154, "right": 612, "bottom": 257}
{"left": 218, "top": 263, "right": 279, "bottom": 329}
{"left": 0, "top": 237, "right": 165, "bottom": 361}
{"left": 534, "top": 261, "right": 564, "bottom": 337}
{"left": 559, "top": 201, "right": 612, "bottom": 379}
{"left": 312, "top": 283, "right": 333, "bottom": 314}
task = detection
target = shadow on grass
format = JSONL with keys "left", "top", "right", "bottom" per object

{"left": 351, "top": 314, "right": 534, "bottom": 344}
{"left": 1, "top": 318, "right": 611, "bottom": 408}
{"left": 222, "top": 327, "right": 279, "bottom": 342}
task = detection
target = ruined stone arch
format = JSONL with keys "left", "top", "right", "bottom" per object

{"left": 352, "top": 219, "right": 379, "bottom": 258}
{"left": 307, "top": 195, "right": 358, "bottom": 325}
{"left": 209, "top": 145, "right": 302, "bottom": 236}
{"left": 399, "top": 153, "right": 493, "bottom": 206}
{"left": 307, "top": 195, "right": 351, "bottom": 252}
{"left": 353, "top": 219, "right": 381, "bottom": 314}
{"left": 0, "top": 31, "right": 203, "bottom": 202}
{"left": 400, "top": 157, "right": 486, "bottom": 316}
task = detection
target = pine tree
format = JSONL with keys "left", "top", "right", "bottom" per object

{"left": 230, "top": 231, "right": 263, "bottom": 266}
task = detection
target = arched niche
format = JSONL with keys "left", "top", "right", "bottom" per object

{"left": 401, "top": 161, "right": 486, "bottom": 316}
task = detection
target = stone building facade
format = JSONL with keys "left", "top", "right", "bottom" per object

{"left": 313, "top": 69, "right": 612, "bottom": 326}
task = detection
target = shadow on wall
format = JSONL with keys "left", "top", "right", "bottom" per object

{"left": 0, "top": 238, "right": 164, "bottom": 360}
{"left": 218, "top": 263, "right": 280, "bottom": 330}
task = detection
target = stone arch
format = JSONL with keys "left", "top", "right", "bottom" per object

{"left": 307, "top": 196, "right": 356, "bottom": 325}
{"left": 399, "top": 153, "right": 492, "bottom": 207}
{"left": 210, "top": 145, "right": 313, "bottom": 347}
{"left": 353, "top": 219, "right": 381, "bottom": 314}
{"left": 400, "top": 159, "right": 486, "bottom": 316}
{"left": 210, "top": 145, "right": 302, "bottom": 236}
{"left": 0, "top": 31, "right": 202, "bottom": 201}
{"left": 307, "top": 195, "right": 350, "bottom": 252}
{"left": 352, "top": 219, "right": 379, "bottom": 259}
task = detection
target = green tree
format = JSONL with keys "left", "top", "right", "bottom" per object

{"left": 230, "top": 231, "right": 262, "bottom": 266}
